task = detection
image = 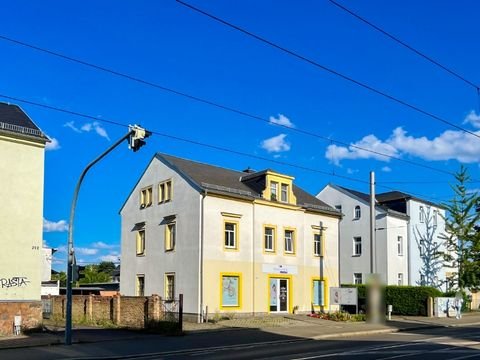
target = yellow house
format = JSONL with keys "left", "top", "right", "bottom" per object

{"left": 0, "top": 102, "right": 48, "bottom": 334}
{"left": 120, "top": 153, "right": 341, "bottom": 319}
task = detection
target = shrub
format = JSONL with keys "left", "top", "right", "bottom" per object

{"left": 341, "top": 284, "right": 442, "bottom": 316}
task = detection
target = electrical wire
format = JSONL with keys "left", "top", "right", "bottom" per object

{"left": 328, "top": 0, "right": 480, "bottom": 92}
{"left": 176, "top": 0, "right": 480, "bottom": 140}
{"left": 0, "top": 93, "right": 449, "bottom": 203}
{"left": 0, "top": 34, "right": 455, "bottom": 176}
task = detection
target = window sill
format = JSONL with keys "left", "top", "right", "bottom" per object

{"left": 136, "top": 254, "right": 145, "bottom": 257}
{"left": 165, "top": 249, "right": 175, "bottom": 252}
{"left": 352, "top": 254, "right": 361, "bottom": 257}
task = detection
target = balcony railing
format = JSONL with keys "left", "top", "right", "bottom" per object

{"left": 0, "top": 121, "right": 44, "bottom": 137}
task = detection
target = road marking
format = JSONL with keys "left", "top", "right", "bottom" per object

{"left": 375, "top": 352, "right": 422, "bottom": 360}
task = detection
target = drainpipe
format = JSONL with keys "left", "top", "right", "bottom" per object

{"left": 198, "top": 191, "right": 206, "bottom": 322}
{"left": 252, "top": 201, "right": 255, "bottom": 316}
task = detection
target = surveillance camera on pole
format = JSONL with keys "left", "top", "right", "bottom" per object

{"left": 128, "top": 125, "right": 151, "bottom": 152}
{"left": 65, "top": 125, "right": 151, "bottom": 345}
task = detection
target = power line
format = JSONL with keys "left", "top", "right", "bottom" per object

{"left": 328, "top": 0, "right": 480, "bottom": 92}
{"left": 0, "top": 36, "right": 454, "bottom": 176}
{"left": 176, "top": 0, "right": 480, "bottom": 140}
{"left": 0, "top": 93, "right": 447, "bottom": 203}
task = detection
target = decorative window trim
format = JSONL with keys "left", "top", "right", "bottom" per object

{"left": 164, "top": 272, "right": 175, "bottom": 301}
{"left": 136, "top": 227, "right": 145, "bottom": 256}
{"left": 221, "top": 212, "right": 242, "bottom": 219}
{"left": 311, "top": 277, "right": 327, "bottom": 307}
{"left": 136, "top": 274, "right": 145, "bottom": 296}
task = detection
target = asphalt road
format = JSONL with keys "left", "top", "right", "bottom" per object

{"left": 2, "top": 325, "right": 480, "bottom": 360}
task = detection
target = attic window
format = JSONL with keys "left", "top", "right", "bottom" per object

{"left": 270, "top": 181, "right": 278, "bottom": 201}
{"left": 281, "top": 184, "right": 288, "bottom": 203}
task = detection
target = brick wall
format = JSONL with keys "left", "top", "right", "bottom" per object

{"left": 0, "top": 301, "right": 42, "bottom": 335}
{"left": 43, "top": 294, "right": 166, "bottom": 328}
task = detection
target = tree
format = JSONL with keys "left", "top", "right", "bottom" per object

{"left": 97, "top": 261, "right": 116, "bottom": 276}
{"left": 414, "top": 206, "right": 443, "bottom": 289}
{"left": 440, "top": 166, "right": 480, "bottom": 290}
{"left": 78, "top": 265, "right": 111, "bottom": 284}
{"left": 52, "top": 271, "right": 67, "bottom": 287}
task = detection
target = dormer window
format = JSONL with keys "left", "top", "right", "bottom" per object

{"left": 354, "top": 205, "right": 361, "bottom": 220}
{"left": 281, "top": 184, "right": 288, "bottom": 203}
{"left": 270, "top": 181, "right": 278, "bottom": 201}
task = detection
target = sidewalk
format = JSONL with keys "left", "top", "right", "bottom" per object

{"left": 1, "top": 311, "right": 479, "bottom": 350}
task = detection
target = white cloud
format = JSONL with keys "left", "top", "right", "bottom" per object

{"left": 45, "top": 137, "right": 60, "bottom": 151}
{"left": 92, "top": 241, "right": 117, "bottom": 249}
{"left": 43, "top": 218, "right": 69, "bottom": 232}
{"left": 464, "top": 110, "right": 480, "bottom": 128}
{"left": 261, "top": 134, "right": 291, "bottom": 153}
{"left": 326, "top": 126, "right": 480, "bottom": 165}
{"left": 100, "top": 254, "right": 120, "bottom": 263}
{"left": 63, "top": 121, "right": 81, "bottom": 133}
{"left": 381, "top": 166, "right": 392, "bottom": 172}
{"left": 346, "top": 168, "right": 359, "bottom": 174}
{"left": 64, "top": 121, "right": 110, "bottom": 141}
{"left": 75, "top": 247, "right": 98, "bottom": 256}
{"left": 269, "top": 114, "right": 295, "bottom": 128}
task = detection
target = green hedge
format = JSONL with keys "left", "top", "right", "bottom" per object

{"left": 341, "top": 284, "right": 442, "bottom": 316}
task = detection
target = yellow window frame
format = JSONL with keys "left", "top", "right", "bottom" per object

{"left": 223, "top": 219, "right": 239, "bottom": 251}
{"left": 220, "top": 272, "right": 242, "bottom": 310}
{"left": 311, "top": 276, "right": 329, "bottom": 308}
{"left": 263, "top": 224, "right": 277, "bottom": 254}
{"left": 136, "top": 229, "right": 145, "bottom": 256}
{"left": 283, "top": 227, "right": 296, "bottom": 256}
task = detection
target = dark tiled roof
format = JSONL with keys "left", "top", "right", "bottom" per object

{"left": 377, "top": 190, "right": 443, "bottom": 209}
{"left": 336, "top": 185, "right": 409, "bottom": 219}
{"left": 0, "top": 102, "right": 47, "bottom": 140}
{"left": 158, "top": 153, "right": 339, "bottom": 216}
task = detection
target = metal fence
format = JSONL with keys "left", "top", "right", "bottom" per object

{"left": 157, "top": 294, "right": 183, "bottom": 332}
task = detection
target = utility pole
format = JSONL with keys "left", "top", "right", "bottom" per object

{"left": 370, "top": 171, "right": 375, "bottom": 274}
{"left": 65, "top": 125, "right": 150, "bottom": 345}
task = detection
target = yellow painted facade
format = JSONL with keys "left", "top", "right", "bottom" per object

{"left": 202, "top": 195, "right": 340, "bottom": 315}
{"left": 0, "top": 133, "right": 46, "bottom": 301}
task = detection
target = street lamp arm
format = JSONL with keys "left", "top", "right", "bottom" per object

{"left": 65, "top": 129, "right": 133, "bottom": 345}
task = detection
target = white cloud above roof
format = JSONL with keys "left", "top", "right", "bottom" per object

{"left": 261, "top": 133, "right": 291, "bottom": 153}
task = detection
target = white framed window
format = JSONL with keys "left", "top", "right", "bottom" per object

{"left": 314, "top": 233, "right": 322, "bottom": 256}
{"left": 353, "top": 237, "right": 362, "bottom": 256}
{"left": 433, "top": 210, "right": 438, "bottom": 227}
{"left": 264, "top": 227, "right": 275, "bottom": 252}
{"left": 280, "top": 183, "right": 288, "bottom": 203}
{"left": 354, "top": 205, "right": 361, "bottom": 219}
{"left": 419, "top": 240, "right": 424, "bottom": 256}
{"left": 224, "top": 222, "right": 237, "bottom": 249}
{"left": 165, "top": 222, "right": 176, "bottom": 251}
{"left": 398, "top": 273, "right": 404, "bottom": 286}
{"left": 354, "top": 273, "right": 362, "bottom": 285}
{"left": 136, "top": 275, "right": 145, "bottom": 296}
{"left": 270, "top": 181, "right": 278, "bottom": 201}
{"left": 397, "top": 236, "right": 403, "bottom": 256}
{"left": 284, "top": 229, "right": 294, "bottom": 254}
{"left": 419, "top": 206, "right": 425, "bottom": 223}
{"left": 165, "top": 273, "right": 175, "bottom": 301}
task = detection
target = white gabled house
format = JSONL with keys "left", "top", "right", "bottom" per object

{"left": 317, "top": 184, "right": 409, "bottom": 286}
{"left": 119, "top": 153, "right": 342, "bottom": 319}
{"left": 317, "top": 184, "right": 453, "bottom": 291}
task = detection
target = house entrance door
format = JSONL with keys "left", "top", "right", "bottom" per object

{"left": 269, "top": 278, "right": 289, "bottom": 312}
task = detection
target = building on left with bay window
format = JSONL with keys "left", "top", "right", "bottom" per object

{"left": 120, "top": 153, "right": 341, "bottom": 320}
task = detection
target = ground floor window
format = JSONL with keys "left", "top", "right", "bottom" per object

{"left": 221, "top": 273, "right": 241, "bottom": 308}
{"left": 136, "top": 274, "right": 145, "bottom": 296}
{"left": 165, "top": 273, "right": 175, "bottom": 301}
{"left": 353, "top": 273, "right": 362, "bottom": 285}
{"left": 312, "top": 279, "right": 325, "bottom": 306}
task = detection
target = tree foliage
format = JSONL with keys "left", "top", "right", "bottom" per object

{"left": 78, "top": 264, "right": 112, "bottom": 284}
{"left": 441, "top": 166, "right": 480, "bottom": 290}
{"left": 414, "top": 206, "right": 443, "bottom": 289}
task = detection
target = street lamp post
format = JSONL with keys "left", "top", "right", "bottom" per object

{"left": 65, "top": 125, "right": 150, "bottom": 345}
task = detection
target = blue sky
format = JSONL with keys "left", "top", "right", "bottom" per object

{"left": 2, "top": 1, "right": 479, "bottom": 270}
